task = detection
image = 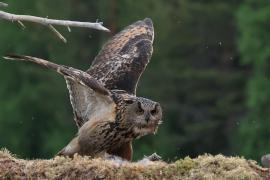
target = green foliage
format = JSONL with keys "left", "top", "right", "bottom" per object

{"left": 233, "top": 0, "right": 270, "bottom": 160}
{"left": 0, "top": 1, "right": 77, "bottom": 158}
{"left": 135, "top": 0, "right": 246, "bottom": 160}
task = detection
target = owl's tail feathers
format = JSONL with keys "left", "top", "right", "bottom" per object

{"left": 56, "top": 136, "right": 80, "bottom": 157}
{"left": 3, "top": 54, "right": 110, "bottom": 95}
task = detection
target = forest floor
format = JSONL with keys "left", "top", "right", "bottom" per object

{"left": 0, "top": 149, "right": 269, "bottom": 179}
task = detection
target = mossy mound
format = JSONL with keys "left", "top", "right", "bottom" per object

{"left": 0, "top": 149, "right": 269, "bottom": 179}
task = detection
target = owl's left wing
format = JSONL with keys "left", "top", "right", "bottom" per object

{"left": 87, "top": 18, "right": 154, "bottom": 94}
{"left": 3, "top": 55, "right": 116, "bottom": 128}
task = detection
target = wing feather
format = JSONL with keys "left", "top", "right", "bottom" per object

{"left": 3, "top": 54, "right": 116, "bottom": 128}
{"left": 87, "top": 18, "right": 154, "bottom": 94}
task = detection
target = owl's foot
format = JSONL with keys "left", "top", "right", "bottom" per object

{"left": 144, "top": 153, "right": 162, "bottom": 161}
{"left": 137, "top": 153, "right": 162, "bottom": 165}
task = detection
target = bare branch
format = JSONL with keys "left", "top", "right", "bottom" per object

{"left": 0, "top": 9, "right": 109, "bottom": 42}
{"left": 0, "top": 2, "right": 8, "bottom": 8}
{"left": 0, "top": 11, "right": 110, "bottom": 32}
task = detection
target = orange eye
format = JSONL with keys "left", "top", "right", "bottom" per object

{"left": 151, "top": 105, "right": 159, "bottom": 115}
{"left": 151, "top": 109, "right": 157, "bottom": 115}
{"left": 137, "top": 108, "right": 144, "bottom": 113}
{"left": 125, "top": 100, "right": 134, "bottom": 104}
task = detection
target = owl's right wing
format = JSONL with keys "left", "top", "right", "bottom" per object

{"left": 3, "top": 55, "right": 116, "bottom": 128}
{"left": 87, "top": 18, "right": 154, "bottom": 95}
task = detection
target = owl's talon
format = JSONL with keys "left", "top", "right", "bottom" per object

{"left": 144, "top": 153, "right": 162, "bottom": 161}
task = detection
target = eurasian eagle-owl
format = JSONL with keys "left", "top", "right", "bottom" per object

{"left": 4, "top": 18, "right": 162, "bottom": 161}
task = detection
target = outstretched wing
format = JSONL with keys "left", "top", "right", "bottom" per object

{"left": 87, "top": 18, "right": 154, "bottom": 94}
{"left": 4, "top": 55, "right": 116, "bottom": 128}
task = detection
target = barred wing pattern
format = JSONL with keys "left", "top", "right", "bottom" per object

{"left": 87, "top": 18, "right": 154, "bottom": 94}
{"left": 3, "top": 55, "right": 116, "bottom": 128}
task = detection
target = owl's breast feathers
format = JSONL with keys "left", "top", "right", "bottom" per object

{"left": 78, "top": 108, "right": 137, "bottom": 156}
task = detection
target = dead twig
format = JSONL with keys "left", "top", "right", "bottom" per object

{"left": 48, "top": 24, "right": 67, "bottom": 43}
{"left": 0, "top": 7, "right": 110, "bottom": 42}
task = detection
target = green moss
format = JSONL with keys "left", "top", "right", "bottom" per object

{"left": 0, "top": 150, "right": 268, "bottom": 179}
{"left": 174, "top": 156, "right": 197, "bottom": 174}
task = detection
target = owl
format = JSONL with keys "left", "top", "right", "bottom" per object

{"left": 3, "top": 18, "right": 162, "bottom": 161}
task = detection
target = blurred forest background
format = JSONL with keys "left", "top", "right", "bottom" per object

{"left": 0, "top": 0, "right": 269, "bottom": 162}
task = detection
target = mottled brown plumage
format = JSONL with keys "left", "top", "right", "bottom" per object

{"left": 87, "top": 18, "right": 154, "bottom": 94}
{"left": 3, "top": 18, "right": 162, "bottom": 161}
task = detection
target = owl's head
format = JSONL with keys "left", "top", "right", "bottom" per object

{"left": 115, "top": 92, "right": 162, "bottom": 137}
